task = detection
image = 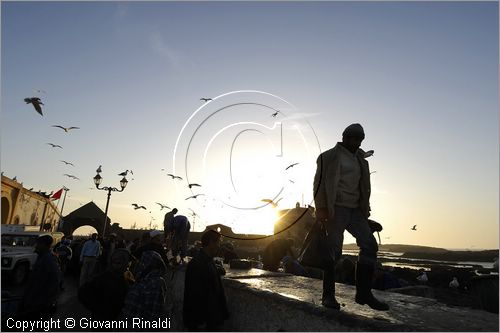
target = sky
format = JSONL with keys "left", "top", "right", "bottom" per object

{"left": 1, "top": 1, "right": 498, "bottom": 249}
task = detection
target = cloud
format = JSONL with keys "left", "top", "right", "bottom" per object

{"left": 149, "top": 32, "right": 180, "bottom": 68}
{"left": 278, "top": 112, "right": 322, "bottom": 122}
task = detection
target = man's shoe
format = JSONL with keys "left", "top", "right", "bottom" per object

{"left": 321, "top": 295, "right": 341, "bottom": 310}
{"left": 355, "top": 292, "right": 389, "bottom": 311}
{"left": 355, "top": 262, "right": 389, "bottom": 311}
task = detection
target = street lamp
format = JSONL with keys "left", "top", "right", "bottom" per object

{"left": 93, "top": 172, "right": 128, "bottom": 236}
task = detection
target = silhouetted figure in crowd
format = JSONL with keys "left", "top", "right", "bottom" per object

{"left": 282, "top": 255, "right": 308, "bottom": 277}
{"left": 79, "top": 233, "right": 102, "bottom": 287}
{"left": 163, "top": 208, "right": 178, "bottom": 239}
{"left": 121, "top": 251, "right": 168, "bottom": 329}
{"left": 79, "top": 249, "right": 132, "bottom": 322}
{"left": 220, "top": 241, "right": 239, "bottom": 264}
{"left": 184, "top": 230, "right": 229, "bottom": 331}
{"left": 187, "top": 240, "right": 203, "bottom": 257}
{"left": 100, "top": 233, "right": 117, "bottom": 271}
{"left": 55, "top": 238, "right": 73, "bottom": 274}
{"left": 127, "top": 238, "right": 140, "bottom": 254}
{"left": 168, "top": 215, "right": 191, "bottom": 263}
{"left": 334, "top": 257, "right": 356, "bottom": 285}
{"left": 313, "top": 123, "right": 388, "bottom": 310}
{"left": 262, "top": 238, "right": 295, "bottom": 272}
{"left": 19, "top": 235, "right": 61, "bottom": 320}
{"left": 134, "top": 230, "right": 169, "bottom": 266}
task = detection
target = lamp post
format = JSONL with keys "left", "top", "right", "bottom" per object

{"left": 93, "top": 173, "right": 128, "bottom": 237}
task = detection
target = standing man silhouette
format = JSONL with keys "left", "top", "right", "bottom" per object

{"left": 313, "top": 123, "right": 388, "bottom": 311}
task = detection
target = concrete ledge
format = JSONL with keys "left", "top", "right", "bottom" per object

{"left": 223, "top": 271, "right": 499, "bottom": 332}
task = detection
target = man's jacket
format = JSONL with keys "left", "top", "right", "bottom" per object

{"left": 313, "top": 143, "right": 371, "bottom": 218}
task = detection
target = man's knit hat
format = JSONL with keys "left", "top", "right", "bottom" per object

{"left": 342, "top": 123, "right": 365, "bottom": 139}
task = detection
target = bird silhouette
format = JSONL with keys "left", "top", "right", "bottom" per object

{"left": 24, "top": 97, "right": 44, "bottom": 116}
{"left": 200, "top": 98, "right": 212, "bottom": 102}
{"left": 156, "top": 202, "right": 170, "bottom": 210}
{"left": 52, "top": 125, "right": 80, "bottom": 132}
{"left": 96, "top": 165, "right": 102, "bottom": 173}
{"left": 12, "top": 176, "right": 17, "bottom": 182}
{"left": 167, "top": 173, "right": 183, "bottom": 180}
{"left": 63, "top": 174, "right": 79, "bottom": 180}
{"left": 271, "top": 111, "right": 279, "bottom": 117}
{"left": 47, "top": 143, "right": 63, "bottom": 149}
{"left": 189, "top": 208, "right": 198, "bottom": 217}
{"left": 60, "top": 160, "right": 74, "bottom": 166}
{"left": 185, "top": 194, "right": 205, "bottom": 200}
{"left": 411, "top": 225, "right": 417, "bottom": 231}
{"left": 188, "top": 183, "right": 201, "bottom": 188}
{"left": 261, "top": 198, "right": 282, "bottom": 208}
{"left": 285, "top": 163, "right": 299, "bottom": 170}
{"left": 131, "top": 203, "right": 147, "bottom": 210}
{"left": 118, "top": 170, "right": 129, "bottom": 176}
{"left": 364, "top": 150, "right": 375, "bottom": 158}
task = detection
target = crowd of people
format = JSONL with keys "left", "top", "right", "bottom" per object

{"left": 13, "top": 209, "right": 233, "bottom": 331}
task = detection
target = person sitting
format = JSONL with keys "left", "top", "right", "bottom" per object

{"left": 262, "top": 238, "right": 295, "bottom": 272}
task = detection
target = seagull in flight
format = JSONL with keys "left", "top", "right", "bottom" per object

{"left": 411, "top": 225, "right": 417, "bottom": 231}
{"left": 185, "top": 194, "right": 205, "bottom": 200}
{"left": 131, "top": 203, "right": 147, "bottom": 210}
{"left": 47, "top": 143, "right": 63, "bottom": 149}
{"left": 188, "top": 183, "right": 202, "bottom": 189}
{"left": 63, "top": 174, "right": 80, "bottom": 180}
{"left": 60, "top": 160, "right": 74, "bottom": 166}
{"left": 285, "top": 163, "right": 299, "bottom": 170}
{"left": 261, "top": 198, "right": 283, "bottom": 208}
{"left": 156, "top": 202, "right": 170, "bottom": 210}
{"left": 200, "top": 98, "right": 212, "bottom": 102}
{"left": 96, "top": 165, "right": 102, "bottom": 173}
{"left": 52, "top": 125, "right": 80, "bottom": 132}
{"left": 167, "top": 173, "right": 183, "bottom": 180}
{"left": 24, "top": 97, "right": 44, "bottom": 116}
{"left": 364, "top": 150, "right": 375, "bottom": 158}
{"left": 271, "top": 111, "right": 279, "bottom": 117}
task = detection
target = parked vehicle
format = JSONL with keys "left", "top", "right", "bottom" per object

{"left": 1, "top": 224, "right": 63, "bottom": 285}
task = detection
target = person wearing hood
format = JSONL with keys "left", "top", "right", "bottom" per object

{"left": 121, "top": 251, "right": 168, "bottom": 328}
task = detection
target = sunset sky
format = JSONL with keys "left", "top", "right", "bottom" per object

{"left": 1, "top": 1, "right": 498, "bottom": 249}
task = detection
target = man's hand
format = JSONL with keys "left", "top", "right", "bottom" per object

{"left": 316, "top": 208, "right": 330, "bottom": 225}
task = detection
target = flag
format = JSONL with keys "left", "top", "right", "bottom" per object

{"left": 51, "top": 188, "right": 63, "bottom": 200}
